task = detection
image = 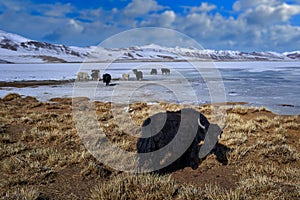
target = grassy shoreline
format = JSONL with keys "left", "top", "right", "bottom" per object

{"left": 0, "top": 93, "right": 299, "bottom": 199}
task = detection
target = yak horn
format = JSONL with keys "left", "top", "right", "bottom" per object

{"left": 198, "top": 118, "right": 206, "bottom": 129}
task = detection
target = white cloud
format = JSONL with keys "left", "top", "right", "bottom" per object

{"left": 69, "top": 19, "right": 84, "bottom": 32}
{"left": 43, "top": 3, "right": 74, "bottom": 17}
{"left": 112, "top": 8, "right": 118, "bottom": 14}
{"left": 180, "top": 13, "right": 213, "bottom": 40}
{"left": 79, "top": 7, "right": 103, "bottom": 20}
{"left": 238, "top": 2, "right": 300, "bottom": 26}
{"left": 175, "top": 2, "right": 300, "bottom": 52}
{"left": 123, "top": 0, "right": 164, "bottom": 17}
{"left": 139, "top": 10, "right": 176, "bottom": 27}
{"left": 159, "top": 11, "right": 176, "bottom": 27}
{"left": 190, "top": 2, "right": 217, "bottom": 13}
{"left": 99, "top": 27, "right": 196, "bottom": 48}
{"left": 0, "top": 1, "right": 30, "bottom": 12}
{"left": 0, "top": 1, "right": 74, "bottom": 17}
{"left": 0, "top": 0, "right": 299, "bottom": 51}
{"left": 0, "top": 1, "right": 88, "bottom": 45}
{"left": 269, "top": 25, "right": 300, "bottom": 46}
{"left": 233, "top": 0, "right": 280, "bottom": 11}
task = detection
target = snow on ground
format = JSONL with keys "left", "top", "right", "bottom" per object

{"left": 0, "top": 61, "right": 299, "bottom": 115}
{"left": 0, "top": 30, "right": 30, "bottom": 43}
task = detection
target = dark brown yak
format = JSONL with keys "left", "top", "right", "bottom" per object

{"left": 136, "top": 108, "right": 222, "bottom": 173}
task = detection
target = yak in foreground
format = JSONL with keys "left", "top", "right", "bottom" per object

{"left": 136, "top": 108, "right": 223, "bottom": 173}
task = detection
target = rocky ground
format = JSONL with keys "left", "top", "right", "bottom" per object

{"left": 0, "top": 93, "right": 299, "bottom": 199}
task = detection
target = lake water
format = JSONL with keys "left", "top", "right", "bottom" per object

{"left": 0, "top": 61, "right": 299, "bottom": 115}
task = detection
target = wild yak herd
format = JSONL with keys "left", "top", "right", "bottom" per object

{"left": 76, "top": 68, "right": 224, "bottom": 173}
{"left": 76, "top": 68, "right": 171, "bottom": 86}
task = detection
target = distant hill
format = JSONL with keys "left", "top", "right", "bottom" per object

{"left": 0, "top": 30, "right": 299, "bottom": 63}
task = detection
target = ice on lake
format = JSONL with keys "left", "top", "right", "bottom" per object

{"left": 0, "top": 61, "right": 299, "bottom": 115}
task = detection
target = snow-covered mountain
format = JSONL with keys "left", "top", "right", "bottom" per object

{"left": 283, "top": 51, "right": 300, "bottom": 60}
{"left": 0, "top": 30, "right": 90, "bottom": 63}
{"left": 0, "top": 30, "right": 299, "bottom": 63}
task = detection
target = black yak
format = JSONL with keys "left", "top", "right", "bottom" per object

{"left": 102, "top": 73, "right": 111, "bottom": 86}
{"left": 136, "top": 108, "right": 222, "bottom": 173}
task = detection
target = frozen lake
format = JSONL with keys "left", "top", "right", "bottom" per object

{"left": 0, "top": 61, "right": 299, "bottom": 115}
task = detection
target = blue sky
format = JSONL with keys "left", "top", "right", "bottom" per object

{"left": 0, "top": 0, "right": 300, "bottom": 52}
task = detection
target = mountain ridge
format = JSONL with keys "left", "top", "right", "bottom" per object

{"left": 0, "top": 30, "right": 299, "bottom": 63}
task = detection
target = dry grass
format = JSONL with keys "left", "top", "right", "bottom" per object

{"left": 90, "top": 173, "right": 244, "bottom": 200}
{"left": 0, "top": 93, "right": 299, "bottom": 199}
{"left": 236, "top": 162, "right": 300, "bottom": 199}
{"left": 1, "top": 186, "right": 39, "bottom": 200}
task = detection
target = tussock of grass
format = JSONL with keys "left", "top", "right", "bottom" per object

{"left": 231, "top": 106, "right": 248, "bottom": 115}
{"left": 90, "top": 173, "right": 181, "bottom": 200}
{"left": 221, "top": 131, "right": 247, "bottom": 146}
{"left": 1, "top": 186, "right": 39, "bottom": 200}
{"left": 283, "top": 122, "right": 299, "bottom": 130}
{"left": 90, "top": 173, "right": 245, "bottom": 200}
